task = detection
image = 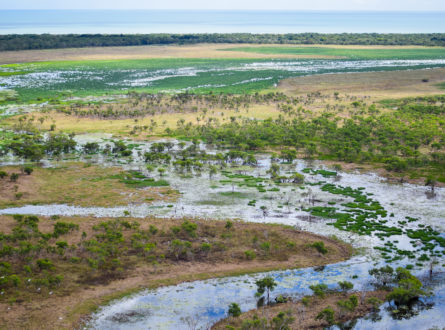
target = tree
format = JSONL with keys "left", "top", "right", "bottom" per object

{"left": 255, "top": 276, "right": 277, "bottom": 305}
{"left": 267, "top": 163, "right": 280, "bottom": 179}
{"left": 425, "top": 175, "right": 437, "bottom": 192}
{"left": 209, "top": 165, "right": 218, "bottom": 179}
{"left": 280, "top": 149, "right": 297, "bottom": 163}
{"left": 386, "top": 267, "right": 426, "bottom": 306}
{"left": 369, "top": 266, "right": 395, "bottom": 287}
{"left": 228, "top": 303, "right": 241, "bottom": 317}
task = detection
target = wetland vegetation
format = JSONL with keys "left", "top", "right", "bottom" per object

{"left": 0, "top": 39, "right": 444, "bottom": 329}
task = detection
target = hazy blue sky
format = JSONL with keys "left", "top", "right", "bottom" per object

{"left": 1, "top": 0, "right": 445, "bottom": 11}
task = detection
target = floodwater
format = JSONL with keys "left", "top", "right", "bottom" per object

{"left": 0, "top": 136, "right": 444, "bottom": 329}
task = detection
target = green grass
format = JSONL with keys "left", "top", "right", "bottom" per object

{"left": 0, "top": 71, "right": 27, "bottom": 77}
{"left": 2, "top": 56, "right": 445, "bottom": 103}
{"left": 223, "top": 46, "right": 445, "bottom": 60}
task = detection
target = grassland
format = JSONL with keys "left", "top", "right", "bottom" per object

{"left": 0, "top": 163, "right": 177, "bottom": 208}
{"left": 4, "top": 68, "right": 442, "bottom": 136}
{"left": 0, "top": 214, "right": 351, "bottom": 329}
{"left": 0, "top": 44, "right": 442, "bottom": 65}
{"left": 279, "top": 67, "right": 445, "bottom": 98}
{"left": 1, "top": 48, "right": 445, "bottom": 103}
{"left": 225, "top": 45, "right": 445, "bottom": 59}
{"left": 0, "top": 44, "right": 339, "bottom": 64}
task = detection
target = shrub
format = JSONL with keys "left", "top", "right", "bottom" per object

{"left": 201, "top": 242, "right": 212, "bottom": 253}
{"left": 259, "top": 242, "right": 270, "bottom": 252}
{"left": 10, "top": 173, "right": 19, "bottom": 182}
{"left": 53, "top": 221, "right": 79, "bottom": 237}
{"left": 23, "top": 166, "right": 33, "bottom": 175}
{"left": 36, "top": 258, "right": 54, "bottom": 270}
{"left": 0, "top": 171, "right": 7, "bottom": 179}
{"left": 225, "top": 220, "right": 233, "bottom": 229}
{"left": 181, "top": 220, "right": 198, "bottom": 237}
{"left": 301, "top": 296, "right": 311, "bottom": 306}
{"left": 315, "top": 307, "right": 335, "bottom": 326}
{"left": 70, "top": 257, "right": 81, "bottom": 263}
{"left": 171, "top": 226, "right": 181, "bottom": 235}
{"left": 310, "top": 283, "right": 329, "bottom": 297}
{"left": 228, "top": 302, "right": 241, "bottom": 317}
{"left": 143, "top": 225, "right": 156, "bottom": 236}
{"left": 367, "top": 297, "right": 383, "bottom": 310}
{"left": 338, "top": 281, "right": 354, "bottom": 292}
{"left": 244, "top": 250, "right": 256, "bottom": 260}
{"left": 56, "top": 241, "right": 68, "bottom": 249}
{"left": 271, "top": 310, "right": 295, "bottom": 329}
{"left": 9, "top": 274, "right": 21, "bottom": 287}
{"left": 337, "top": 295, "right": 358, "bottom": 312}
{"left": 311, "top": 241, "right": 328, "bottom": 254}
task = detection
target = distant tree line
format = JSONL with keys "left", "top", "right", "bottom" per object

{"left": 1, "top": 33, "right": 445, "bottom": 51}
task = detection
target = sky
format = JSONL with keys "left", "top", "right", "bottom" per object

{"left": 1, "top": 0, "right": 445, "bottom": 11}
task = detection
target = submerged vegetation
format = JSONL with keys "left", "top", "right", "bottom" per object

{"left": 0, "top": 41, "right": 444, "bottom": 329}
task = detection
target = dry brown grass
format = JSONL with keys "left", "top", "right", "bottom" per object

{"left": 4, "top": 103, "right": 281, "bottom": 137}
{"left": 0, "top": 43, "right": 340, "bottom": 64}
{"left": 0, "top": 163, "right": 177, "bottom": 208}
{"left": 279, "top": 67, "right": 445, "bottom": 99}
{"left": 0, "top": 215, "right": 352, "bottom": 329}
{"left": 1, "top": 43, "right": 437, "bottom": 64}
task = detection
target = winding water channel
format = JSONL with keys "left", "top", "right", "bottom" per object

{"left": 1, "top": 136, "right": 444, "bottom": 329}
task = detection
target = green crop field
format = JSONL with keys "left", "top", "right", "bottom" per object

{"left": 223, "top": 46, "right": 445, "bottom": 60}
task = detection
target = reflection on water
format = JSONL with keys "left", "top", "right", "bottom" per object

{"left": 0, "top": 137, "right": 444, "bottom": 329}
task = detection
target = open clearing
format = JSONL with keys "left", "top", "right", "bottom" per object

{"left": 0, "top": 163, "right": 178, "bottom": 208}
{"left": 280, "top": 67, "right": 445, "bottom": 98}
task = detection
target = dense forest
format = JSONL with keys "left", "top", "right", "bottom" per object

{"left": 1, "top": 33, "right": 445, "bottom": 51}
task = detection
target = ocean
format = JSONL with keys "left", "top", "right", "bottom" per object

{"left": 0, "top": 10, "right": 444, "bottom": 34}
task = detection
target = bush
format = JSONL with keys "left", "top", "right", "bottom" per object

{"left": 259, "top": 241, "right": 270, "bottom": 252}
{"left": 56, "top": 241, "right": 68, "bottom": 249}
{"left": 244, "top": 250, "right": 256, "bottom": 260}
{"left": 149, "top": 225, "right": 158, "bottom": 235}
{"left": 171, "top": 226, "right": 181, "bottom": 235}
{"left": 0, "top": 170, "right": 7, "bottom": 179}
{"left": 315, "top": 307, "right": 335, "bottom": 326}
{"left": 201, "top": 242, "right": 212, "bottom": 253}
{"left": 225, "top": 220, "right": 233, "bottom": 229}
{"left": 181, "top": 220, "right": 198, "bottom": 237}
{"left": 311, "top": 241, "right": 328, "bottom": 254}
{"left": 10, "top": 173, "right": 19, "bottom": 182}
{"left": 36, "top": 258, "right": 54, "bottom": 270}
{"left": 228, "top": 302, "right": 241, "bottom": 317}
{"left": 310, "top": 283, "right": 329, "bottom": 297}
{"left": 338, "top": 281, "right": 354, "bottom": 292}
{"left": 53, "top": 221, "right": 79, "bottom": 237}
{"left": 367, "top": 297, "right": 383, "bottom": 310}
{"left": 337, "top": 295, "right": 358, "bottom": 312}
{"left": 23, "top": 166, "right": 33, "bottom": 175}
